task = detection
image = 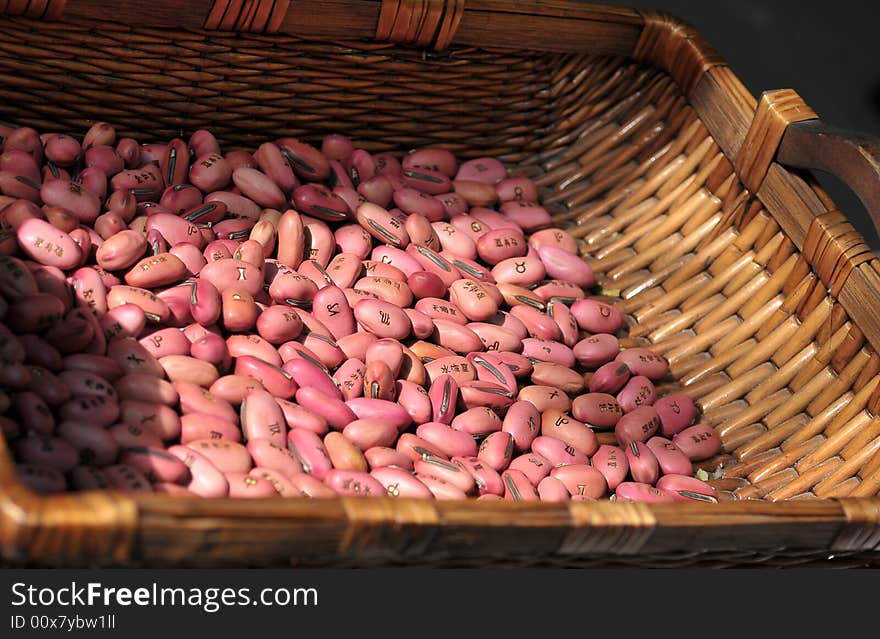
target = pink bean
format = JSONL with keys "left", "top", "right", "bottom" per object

{"left": 475, "top": 228, "right": 527, "bottom": 265}
{"left": 655, "top": 474, "right": 718, "bottom": 503}
{"left": 457, "top": 380, "right": 515, "bottom": 412}
{"left": 69, "top": 465, "right": 110, "bottom": 491}
{"left": 573, "top": 334, "right": 620, "bottom": 368}
{"left": 415, "top": 297, "right": 467, "bottom": 325}
{"left": 353, "top": 298, "right": 411, "bottom": 340}
{"left": 615, "top": 347, "right": 669, "bottom": 380}
{"left": 234, "top": 355, "right": 298, "bottom": 399}
{"left": 672, "top": 424, "right": 723, "bottom": 461}
{"left": 535, "top": 246, "right": 595, "bottom": 289}
{"left": 476, "top": 430, "right": 513, "bottom": 471}
{"left": 405, "top": 243, "right": 460, "bottom": 287}
{"left": 312, "top": 285, "right": 356, "bottom": 339}
{"left": 403, "top": 307, "right": 435, "bottom": 339}
{"left": 339, "top": 418, "right": 395, "bottom": 451}
{"left": 396, "top": 433, "right": 449, "bottom": 463}
{"left": 175, "top": 380, "right": 238, "bottom": 423}
{"left": 499, "top": 201, "right": 550, "bottom": 231}
{"left": 654, "top": 393, "right": 697, "bottom": 437}
{"left": 448, "top": 278, "right": 498, "bottom": 321}
{"left": 255, "top": 304, "right": 303, "bottom": 344}
{"left": 614, "top": 482, "right": 677, "bottom": 503}
{"left": 324, "top": 252, "right": 364, "bottom": 288}
{"left": 253, "top": 142, "right": 299, "bottom": 194}
{"left": 589, "top": 361, "right": 631, "bottom": 394}
{"left": 490, "top": 256, "right": 545, "bottom": 287}
{"left": 241, "top": 389, "right": 288, "bottom": 447}
{"left": 139, "top": 327, "right": 191, "bottom": 358}
{"left": 537, "top": 476, "right": 570, "bottom": 502}
{"left": 455, "top": 157, "right": 506, "bottom": 184}
{"left": 493, "top": 351, "right": 533, "bottom": 379}
{"left": 517, "top": 385, "right": 572, "bottom": 413}
{"left": 58, "top": 393, "right": 120, "bottom": 426}
{"left": 624, "top": 441, "right": 660, "bottom": 485}
{"left": 15, "top": 435, "right": 78, "bottom": 473}
{"left": 396, "top": 379, "right": 432, "bottom": 423}
{"left": 530, "top": 361, "right": 585, "bottom": 395}
{"left": 249, "top": 467, "right": 302, "bottom": 497}
{"left": 364, "top": 446, "right": 414, "bottom": 471}
{"left": 468, "top": 352, "right": 518, "bottom": 394}
{"left": 540, "top": 409, "right": 598, "bottom": 456}
{"left": 356, "top": 202, "right": 409, "bottom": 248}
{"left": 508, "top": 304, "right": 561, "bottom": 341}
{"left": 614, "top": 406, "right": 661, "bottom": 446}
{"left": 417, "top": 421, "right": 478, "bottom": 458}
{"left": 120, "top": 446, "right": 191, "bottom": 484}
{"left": 334, "top": 224, "right": 372, "bottom": 259}
{"left": 26, "top": 367, "right": 71, "bottom": 406}
{"left": 550, "top": 464, "right": 608, "bottom": 499}
{"left": 646, "top": 437, "right": 694, "bottom": 477}
{"left": 571, "top": 299, "right": 623, "bottom": 334}
{"left": 283, "top": 356, "right": 341, "bottom": 399}
{"left": 591, "top": 444, "right": 629, "bottom": 491}
{"left": 521, "top": 338, "right": 575, "bottom": 367}
{"left": 617, "top": 375, "right": 657, "bottom": 413}
{"left": 445, "top": 254, "right": 494, "bottom": 284}
{"left": 275, "top": 398, "right": 328, "bottom": 436}
{"left": 430, "top": 319, "right": 483, "bottom": 354}
{"left": 393, "top": 187, "right": 445, "bottom": 222}
{"left": 546, "top": 301, "right": 580, "bottom": 349}
{"left": 247, "top": 438, "right": 303, "bottom": 476}
{"left": 14, "top": 391, "right": 56, "bottom": 434}
{"left": 167, "top": 445, "right": 229, "bottom": 498}
{"left": 180, "top": 412, "right": 241, "bottom": 444}
{"left": 103, "top": 464, "right": 153, "bottom": 493}
{"left": 323, "top": 469, "right": 383, "bottom": 497}
{"left": 370, "top": 467, "right": 433, "bottom": 499}
{"left": 533, "top": 280, "right": 586, "bottom": 304}
{"left": 185, "top": 438, "right": 252, "bottom": 474}
{"left": 417, "top": 474, "right": 468, "bottom": 500}
{"left": 428, "top": 374, "right": 459, "bottom": 424}
{"left": 293, "top": 387, "right": 357, "bottom": 431}
{"left": 509, "top": 452, "right": 552, "bottom": 485}
{"left": 571, "top": 392, "right": 623, "bottom": 428}
{"left": 17, "top": 218, "right": 83, "bottom": 269}
{"left": 109, "top": 421, "right": 163, "bottom": 449}
{"left": 19, "top": 334, "right": 61, "bottom": 372}
{"left": 41, "top": 179, "right": 101, "bottom": 223}
{"left": 190, "top": 333, "right": 231, "bottom": 370}
{"left": 345, "top": 397, "right": 412, "bottom": 431}
{"left": 332, "top": 357, "right": 365, "bottom": 401}
{"left": 288, "top": 473, "right": 336, "bottom": 498}
{"left": 501, "top": 469, "right": 539, "bottom": 501}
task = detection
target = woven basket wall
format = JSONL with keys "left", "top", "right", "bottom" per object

{"left": 1, "top": 1, "right": 879, "bottom": 568}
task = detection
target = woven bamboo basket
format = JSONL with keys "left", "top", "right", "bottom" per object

{"left": 1, "top": 0, "right": 880, "bottom": 568}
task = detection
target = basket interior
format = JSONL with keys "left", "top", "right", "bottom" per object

{"left": 1, "top": 17, "right": 879, "bottom": 506}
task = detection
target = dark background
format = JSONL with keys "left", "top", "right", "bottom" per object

{"left": 600, "top": 0, "right": 880, "bottom": 250}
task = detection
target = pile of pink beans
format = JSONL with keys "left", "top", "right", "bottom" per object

{"left": 0, "top": 121, "right": 723, "bottom": 503}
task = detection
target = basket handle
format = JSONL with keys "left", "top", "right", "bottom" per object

{"left": 777, "top": 119, "right": 880, "bottom": 235}
{"left": 735, "top": 88, "right": 880, "bottom": 236}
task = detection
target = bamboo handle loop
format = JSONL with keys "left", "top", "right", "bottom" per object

{"left": 735, "top": 89, "right": 818, "bottom": 194}
{"left": 376, "top": 0, "right": 464, "bottom": 51}
{"left": 203, "top": 1, "right": 290, "bottom": 32}
{"left": 0, "top": 0, "right": 66, "bottom": 19}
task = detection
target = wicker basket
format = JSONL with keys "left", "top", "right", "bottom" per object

{"left": 2, "top": 0, "right": 880, "bottom": 568}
